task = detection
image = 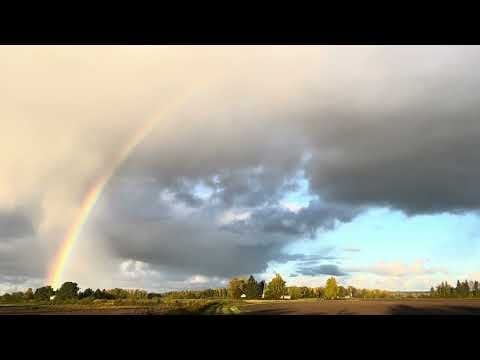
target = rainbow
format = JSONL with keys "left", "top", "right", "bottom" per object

{"left": 47, "top": 90, "right": 196, "bottom": 289}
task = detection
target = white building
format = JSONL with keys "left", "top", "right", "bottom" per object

{"left": 240, "top": 293, "right": 246, "bottom": 298}
{"left": 280, "top": 295, "right": 291, "bottom": 300}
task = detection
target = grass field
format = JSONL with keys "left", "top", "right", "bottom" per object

{"left": 2, "top": 298, "right": 480, "bottom": 315}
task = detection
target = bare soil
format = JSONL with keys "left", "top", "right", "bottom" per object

{"left": 241, "top": 299, "right": 480, "bottom": 315}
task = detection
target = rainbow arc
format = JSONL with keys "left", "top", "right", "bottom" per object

{"left": 47, "top": 89, "right": 199, "bottom": 289}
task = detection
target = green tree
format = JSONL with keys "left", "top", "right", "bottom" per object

{"left": 315, "top": 287, "right": 325, "bottom": 298}
{"left": 55, "top": 282, "right": 79, "bottom": 300}
{"left": 1, "top": 292, "right": 24, "bottom": 303}
{"left": 245, "top": 275, "right": 259, "bottom": 299}
{"left": 34, "top": 286, "right": 55, "bottom": 301}
{"left": 24, "top": 288, "right": 34, "bottom": 300}
{"left": 108, "top": 288, "right": 129, "bottom": 299}
{"left": 264, "top": 273, "right": 286, "bottom": 299}
{"left": 464, "top": 280, "right": 470, "bottom": 297}
{"left": 79, "top": 288, "right": 94, "bottom": 299}
{"left": 324, "top": 277, "right": 338, "bottom": 300}
{"left": 473, "top": 281, "right": 479, "bottom": 297}
{"left": 287, "top": 286, "right": 301, "bottom": 300}
{"left": 337, "top": 286, "right": 347, "bottom": 298}
{"left": 94, "top": 289, "right": 114, "bottom": 299}
{"left": 127, "top": 289, "right": 148, "bottom": 299}
{"left": 257, "top": 280, "right": 266, "bottom": 298}
{"left": 456, "top": 280, "right": 462, "bottom": 297}
{"left": 228, "top": 278, "right": 245, "bottom": 299}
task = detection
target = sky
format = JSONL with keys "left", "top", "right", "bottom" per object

{"left": 1, "top": 45, "right": 480, "bottom": 293}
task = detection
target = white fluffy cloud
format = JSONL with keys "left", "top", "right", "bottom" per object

{"left": 349, "top": 260, "right": 448, "bottom": 278}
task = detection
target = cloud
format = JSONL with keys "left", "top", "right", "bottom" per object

{"left": 303, "top": 47, "right": 480, "bottom": 215}
{"left": 173, "top": 191, "right": 204, "bottom": 208}
{"left": 297, "top": 264, "right": 348, "bottom": 277}
{"left": 120, "top": 260, "right": 154, "bottom": 280}
{"left": 0, "top": 274, "right": 44, "bottom": 294}
{"left": 285, "top": 253, "right": 338, "bottom": 262}
{"left": 220, "top": 200, "right": 358, "bottom": 239}
{"left": 114, "top": 260, "right": 228, "bottom": 292}
{"left": 349, "top": 260, "right": 447, "bottom": 277}
{"left": 343, "top": 247, "right": 361, "bottom": 252}
{"left": 0, "top": 208, "right": 35, "bottom": 238}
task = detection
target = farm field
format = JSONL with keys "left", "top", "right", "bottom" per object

{"left": 241, "top": 299, "right": 480, "bottom": 315}
{"left": 0, "top": 300, "right": 243, "bottom": 315}
{"left": 2, "top": 299, "right": 480, "bottom": 315}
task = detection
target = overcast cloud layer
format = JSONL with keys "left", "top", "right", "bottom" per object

{"left": 2, "top": 46, "right": 480, "bottom": 292}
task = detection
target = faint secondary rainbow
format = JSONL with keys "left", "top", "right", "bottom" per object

{"left": 47, "top": 91, "right": 195, "bottom": 289}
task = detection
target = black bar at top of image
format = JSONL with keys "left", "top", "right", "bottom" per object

{"left": 1, "top": 20, "right": 480, "bottom": 45}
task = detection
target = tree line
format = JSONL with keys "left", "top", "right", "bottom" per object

{"left": 0, "top": 282, "right": 153, "bottom": 304}
{"left": 226, "top": 274, "right": 391, "bottom": 300}
{"left": 3, "top": 275, "right": 480, "bottom": 304}
{"left": 430, "top": 280, "right": 480, "bottom": 298}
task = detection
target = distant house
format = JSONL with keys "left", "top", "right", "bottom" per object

{"left": 280, "top": 295, "right": 291, "bottom": 300}
{"left": 240, "top": 293, "right": 247, "bottom": 298}
{"left": 50, "top": 295, "right": 56, "bottom": 301}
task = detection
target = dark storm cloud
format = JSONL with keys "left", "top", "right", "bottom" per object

{"left": 220, "top": 200, "right": 359, "bottom": 239}
{"left": 0, "top": 206, "right": 48, "bottom": 287}
{"left": 97, "top": 178, "right": 356, "bottom": 279}
{"left": 272, "top": 251, "right": 341, "bottom": 272}
{"left": 0, "top": 235, "right": 49, "bottom": 280}
{"left": 276, "top": 253, "right": 338, "bottom": 263}
{"left": 173, "top": 192, "right": 204, "bottom": 208}
{"left": 104, "top": 179, "right": 172, "bottom": 221}
{"left": 99, "top": 218, "right": 288, "bottom": 278}
{"left": 210, "top": 167, "right": 304, "bottom": 208}
{"left": 0, "top": 210, "right": 35, "bottom": 238}
{"left": 297, "top": 264, "right": 348, "bottom": 277}
{"left": 137, "top": 47, "right": 480, "bottom": 219}
{"left": 0, "top": 274, "right": 31, "bottom": 285}
{"left": 298, "top": 259, "right": 334, "bottom": 266}
{"left": 300, "top": 47, "right": 480, "bottom": 215}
